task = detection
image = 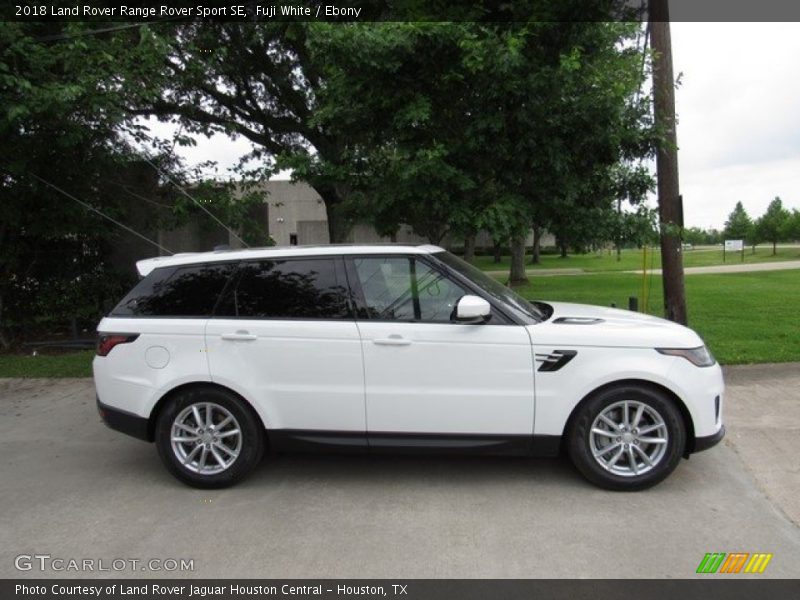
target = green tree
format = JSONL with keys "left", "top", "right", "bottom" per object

{"left": 617, "top": 205, "right": 659, "bottom": 249}
{"left": 682, "top": 227, "right": 719, "bottom": 246}
{"left": 0, "top": 22, "right": 147, "bottom": 346}
{"left": 302, "top": 22, "right": 506, "bottom": 247}
{"left": 481, "top": 21, "right": 653, "bottom": 281}
{"left": 0, "top": 23, "right": 263, "bottom": 346}
{"left": 755, "top": 197, "right": 790, "bottom": 255}
{"left": 306, "top": 20, "right": 652, "bottom": 284}
{"left": 723, "top": 201, "right": 754, "bottom": 246}
{"left": 120, "top": 23, "right": 362, "bottom": 242}
{"left": 786, "top": 209, "right": 800, "bottom": 242}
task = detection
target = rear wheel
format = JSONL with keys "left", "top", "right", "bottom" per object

{"left": 567, "top": 384, "right": 685, "bottom": 491}
{"left": 155, "top": 386, "right": 265, "bottom": 488}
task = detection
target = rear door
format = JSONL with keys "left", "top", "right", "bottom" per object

{"left": 205, "top": 257, "right": 366, "bottom": 436}
{"left": 347, "top": 255, "right": 535, "bottom": 441}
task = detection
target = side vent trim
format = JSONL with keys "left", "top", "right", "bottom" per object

{"left": 535, "top": 350, "right": 578, "bottom": 372}
{"left": 552, "top": 317, "right": 605, "bottom": 325}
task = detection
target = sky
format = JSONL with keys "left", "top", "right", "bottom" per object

{"left": 671, "top": 22, "right": 800, "bottom": 228}
{"left": 149, "top": 22, "right": 800, "bottom": 231}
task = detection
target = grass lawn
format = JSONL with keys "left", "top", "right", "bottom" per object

{"left": 0, "top": 350, "right": 94, "bottom": 378}
{"left": 474, "top": 245, "right": 800, "bottom": 273}
{"left": 512, "top": 269, "right": 800, "bottom": 365}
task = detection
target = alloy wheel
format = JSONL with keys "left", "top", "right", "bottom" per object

{"left": 170, "top": 402, "right": 243, "bottom": 475}
{"left": 589, "top": 400, "right": 669, "bottom": 477}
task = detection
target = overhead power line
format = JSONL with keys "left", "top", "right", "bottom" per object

{"left": 29, "top": 173, "right": 174, "bottom": 255}
{"left": 142, "top": 157, "right": 250, "bottom": 248}
{"left": 33, "top": 22, "right": 156, "bottom": 42}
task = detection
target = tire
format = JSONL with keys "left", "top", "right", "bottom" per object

{"left": 155, "top": 385, "right": 265, "bottom": 488}
{"left": 567, "top": 383, "right": 686, "bottom": 491}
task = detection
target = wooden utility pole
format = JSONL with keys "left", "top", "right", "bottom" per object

{"left": 649, "top": 0, "right": 688, "bottom": 324}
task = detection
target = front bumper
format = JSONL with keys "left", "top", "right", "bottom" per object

{"left": 693, "top": 424, "right": 726, "bottom": 453}
{"left": 96, "top": 396, "right": 151, "bottom": 442}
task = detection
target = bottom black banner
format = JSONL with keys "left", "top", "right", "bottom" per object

{"left": 3, "top": 580, "right": 800, "bottom": 600}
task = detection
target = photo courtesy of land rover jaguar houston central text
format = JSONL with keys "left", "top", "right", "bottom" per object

{"left": 93, "top": 245, "right": 725, "bottom": 490}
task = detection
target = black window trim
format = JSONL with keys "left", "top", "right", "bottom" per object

{"left": 343, "top": 254, "right": 518, "bottom": 326}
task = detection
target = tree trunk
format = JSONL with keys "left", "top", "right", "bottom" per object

{"left": 651, "top": 1, "right": 688, "bottom": 325}
{"left": 773, "top": 240, "right": 777, "bottom": 255}
{"left": 463, "top": 232, "right": 477, "bottom": 262}
{"left": 509, "top": 235, "right": 529, "bottom": 285}
{"left": 315, "top": 184, "right": 350, "bottom": 243}
{"left": 324, "top": 202, "right": 350, "bottom": 243}
{"left": 560, "top": 242, "right": 568, "bottom": 258}
{"left": 492, "top": 241, "right": 503, "bottom": 264}
{"left": 530, "top": 225, "right": 542, "bottom": 264}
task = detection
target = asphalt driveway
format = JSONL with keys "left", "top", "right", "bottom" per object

{"left": 1, "top": 364, "right": 798, "bottom": 579}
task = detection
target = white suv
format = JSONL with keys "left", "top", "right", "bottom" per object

{"left": 94, "top": 245, "right": 724, "bottom": 490}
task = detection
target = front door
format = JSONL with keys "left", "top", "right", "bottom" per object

{"left": 346, "top": 256, "right": 535, "bottom": 442}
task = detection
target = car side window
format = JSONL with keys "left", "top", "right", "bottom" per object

{"left": 351, "top": 257, "right": 468, "bottom": 322}
{"left": 216, "top": 258, "right": 350, "bottom": 320}
{"left": 111, "top": 263, "right": 236, "bottom": 317}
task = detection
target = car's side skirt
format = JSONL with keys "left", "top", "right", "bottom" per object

{"left": 268, "top": 429, "right": 561, "bottom": 458}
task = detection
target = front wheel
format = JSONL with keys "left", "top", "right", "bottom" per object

{"left": 155, "top": 386, "right": 265, "bottom": 488}
{"left": 567, "top": 384, "right": 686, "bottom": 491}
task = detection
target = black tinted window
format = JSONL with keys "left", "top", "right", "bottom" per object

{"left": 111, "top": 263, "right": 235, "bottom": 317}
{"left": 217, "top": 259, "right": 350, "bottom": 319}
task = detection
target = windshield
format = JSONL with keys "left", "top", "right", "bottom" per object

{"left": 433, "top": 251, "right": 544, "bottom": 323}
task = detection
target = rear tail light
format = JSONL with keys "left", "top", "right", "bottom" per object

{"left": 96, "top": 334, "right": 139, "bottom": 357}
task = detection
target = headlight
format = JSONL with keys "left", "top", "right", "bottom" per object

{"left": 656, "top": 345, "right": 716, "bottom": 367}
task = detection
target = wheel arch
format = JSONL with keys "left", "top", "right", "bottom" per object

{"left": 561, "top": 378, "right": 696, "bottom": 456}
{"left": 147, "top": 381, "right": 268, "bottom": 442}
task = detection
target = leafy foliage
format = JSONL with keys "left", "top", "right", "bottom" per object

{"left": 755, "top": 197, "right": 791, "bottom": 254}
{"left": 0, "top": 23, "right": 262, "bottom": 345}
{"left": 723, "top": 201, "right": 754, "bottom": 244}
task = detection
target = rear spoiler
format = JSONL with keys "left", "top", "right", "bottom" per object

{"left": 136, "top": 254, "right": 198, "bottom": 277}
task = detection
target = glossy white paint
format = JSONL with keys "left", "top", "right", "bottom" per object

{"left": 455, "top": 295, "right": 491, "bottom": 321}
{"left": 356, "top": 321, "right": 534, "bottom": 434}
{"left": 204, "top": 319, "right": 365, "bottom": 431}
{"left": 533, "top": 302, "right": 706, "bottom": 348}
{"left": 528, "top": 302, "right": 724, "bottom": 438}
{"left": 93, "top": 317, "right": 211, "bottom": 418}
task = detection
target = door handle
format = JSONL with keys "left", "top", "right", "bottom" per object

{"left": 373, "top": 335, "right": 412, "bottom": 346}
{"left": 221, "top": 330, "right": 257, "bottom": 341}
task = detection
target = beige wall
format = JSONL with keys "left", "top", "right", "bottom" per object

{"left": 259, "top": 181, "right": 328, "bottom": 246}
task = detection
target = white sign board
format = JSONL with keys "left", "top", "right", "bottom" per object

{"left": 725, "top": 239, "right": 744, "bottom": 252}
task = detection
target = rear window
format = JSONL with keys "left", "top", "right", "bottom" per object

{"left": 111, "top": 263, "right": 236, "bottom": 317}
{"left": 215, "top": 258, "right": 350, "bottom": 320}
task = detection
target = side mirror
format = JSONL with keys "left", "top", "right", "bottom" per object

{"left": 455, "top": 295, "right": 491, "bottom": 324}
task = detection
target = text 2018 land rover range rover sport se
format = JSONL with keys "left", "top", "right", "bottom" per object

{"left": 94, "top": 244, "right": 724, "bottom": 490}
